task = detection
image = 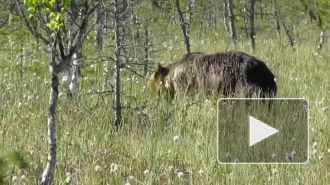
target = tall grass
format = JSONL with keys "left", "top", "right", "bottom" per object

{"left": 0, "top": 24, "right": 329, "bottom": 184}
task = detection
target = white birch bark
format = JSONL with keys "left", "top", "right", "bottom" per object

{"left": 227, "top": 0, "right": 237, "bottom": 44}
{"left": 249, "top": 0, "right": 256, "bottom": 51}
{"left": 318, "top": 30, "right": 326, "bottom": 52}
{"left": 40, "top": 43, "right": 59, "bottom": 185}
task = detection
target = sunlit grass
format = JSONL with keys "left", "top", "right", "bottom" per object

{"left": 0, "top": 25, "right": 329, "bottom": 184}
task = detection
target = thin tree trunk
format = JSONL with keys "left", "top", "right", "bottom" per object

{"left": 227, "top": 0, "right": 237, "bottom": 44}
{"left": 318, "top": 30, "right": 326, "bottom": 52}
{"left": 143, "top": 23, "right": 149, "bottom": 77}
{"left": 249, "top": 0, "right": 256, "bottom": 51}
{"left": 95, "top": 0, "right": 104, "bottom": 52}
{"left": 299, "top": 0, "right": 317, "bottom": 24}
{"left": 114, "top": 0, "right": 122, "bottom": 128}
{"left": 66, "top": 0, "right": 81, "bottom": 101}
{"left": 282, "top": 20, "right": 294, "bottom": 47}
{"left": 67, "top": 47, "right": 82, "bottom": 100}
{"left": 175, "top": 0, "right": 191, "bottom": 54}
{"left": 273, "top": 0, "right": 281, "bottom": 35}
{"left": 223, "top": 0, "right": 230, "bottom": 33}
{"left": 240, "top": 0, "right": 249, "bottom": 38}
{"left": 40, "top": 43, "right": 59, "bottom": 185}
{"left": 259, "top": 0, "right": 263, "bottom": 20}
{"left": 186, "top": 0, "right": 194, "bottom": 36}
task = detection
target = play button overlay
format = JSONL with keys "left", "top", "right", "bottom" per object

{"left": 217, "top": 98, "right": 309, "bottom": 164}
{"left": 249, "top": 116, "right": 278, "bottom": 147}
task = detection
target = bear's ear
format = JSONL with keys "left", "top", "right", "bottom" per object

{"left": 157, "top": 63, "right": 169, "bottom": 76}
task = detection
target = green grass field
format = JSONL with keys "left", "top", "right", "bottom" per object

{"left": 0, "top": 26, "right": 330, "bottom": 184}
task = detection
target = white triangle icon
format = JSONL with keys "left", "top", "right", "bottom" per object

{"left": 249, "top": 116, "right": 279, "bottom": 147}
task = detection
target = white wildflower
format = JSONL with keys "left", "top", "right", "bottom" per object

{"left": 285, "top": 153, "right": 292, "bottom": 162}
{"left": 198, "top": 169, "right": 205, "bottom": 175}
{"left": 128, "top": 176, "right": 134, "bottom": 181}
{"left": 65, "top": 176, "right": 71, "bottom": 183}
{"left": 322, "top": 107, "right": 329, "bottom": 112}
{"left": 315, "top": 97, "right": 325, "bottom": 106}
{"left": 104, "top": 149, "right": 110, "bottom": 155}
{"left": 20, "top": 175, "right": 27, "bottom": 182}
{"left": 271, "top": 152, "right": 277, "bottom": 159}
{"left": 271, "top": 168, "right": 278, "bottom": 174}
{"left": 173, "top": 135, "right": 181, "bottom": 143}
{"left": 293, "top": 113, "right": 299, "bottom": 122}
{"left": 95, "top": 165, "right": 102, "bottom": 172}
{"left": 27, "top": 95, "right": 33, "bottom": 101}
{"left": 110, "top": 163, "right": 119, "bottom": 172}
{"left": 312, "top": 149, "right": 317, "bottom": 155}
{"left": 12, "top": 176, "right": 18, "bottom": 182}
{"left": 312, "top": 142, "right": 318, "bottom": 149}
{"left": 173, "top": 168, "right": 180, "bottom": 174}
{"left": 268, "top": 176, "right": 274, "bottom": 182}
{"left": 143, "top": 169, "right": 149, "bottom": 175}
{"left": 177, "top": 172, "right": 184, "bottom": 179}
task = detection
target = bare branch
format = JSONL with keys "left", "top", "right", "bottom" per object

{"left": 14, "top": 0, "right": 50, "bottom": 45}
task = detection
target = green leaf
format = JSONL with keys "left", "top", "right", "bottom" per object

{"left": 26, "top": 7, "right": 36, "bottom": 14}
{"left": 49, "top": 12, "right": 56, "bottom": 18}
{"left": 43, "top": 7, "right": 50, "bottom": 14}
{"left": 49, "top": 0, "right": 56, "bottom": 7}
{"left": 47, "top": 20, "right": 59, "bottom": 30}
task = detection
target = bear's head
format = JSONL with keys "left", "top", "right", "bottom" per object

{"left": 149, "top": 63, "right": 170, "bottom": 93}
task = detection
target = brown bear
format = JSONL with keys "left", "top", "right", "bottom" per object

{"left": 149, "top": 50, "right": 277, "bottom": 100}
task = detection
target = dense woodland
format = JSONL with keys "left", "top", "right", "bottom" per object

{"left": 0, "top": 0, "right": 329, "bottom": 184}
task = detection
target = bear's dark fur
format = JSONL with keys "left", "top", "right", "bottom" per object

{"left": 149, "top": 50, "right": 277, "bottom": 99}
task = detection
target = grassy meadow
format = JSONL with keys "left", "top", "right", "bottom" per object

{"left": 0, "top": 23, "right": 330, "bottom": 185}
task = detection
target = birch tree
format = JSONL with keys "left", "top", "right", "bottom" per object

{"left": 223, "top": 0, "right": 229, "bottom": 33}
{"left": 249, "top": 0, "right": 256, "bottom": 51}
{"left": 13, "top": 0, "right": 99, "bottom": 184}
{"left": 315, "top": 0, "right": 330, "bottom": 52}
